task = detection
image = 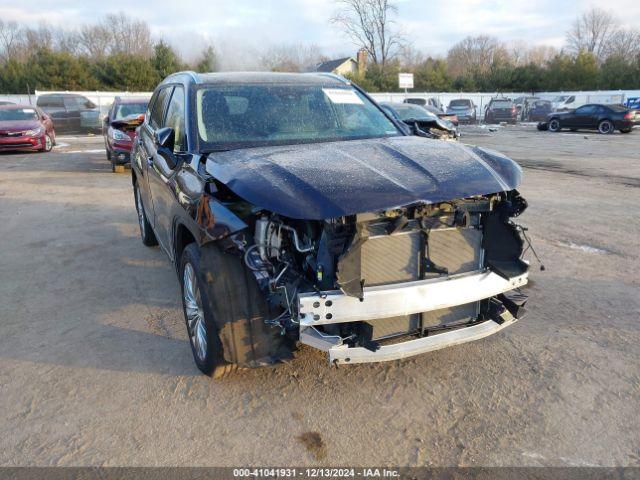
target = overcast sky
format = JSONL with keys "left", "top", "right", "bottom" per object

{"left": 3, "top": 0, "right": 640, "bottom": 64}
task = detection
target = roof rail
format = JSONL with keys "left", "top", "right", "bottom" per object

{"left": 165, "top": 71, "right": 199, "bottom": 83}
{"left": 306, "top": 72, "right": 350, "bottom": 85}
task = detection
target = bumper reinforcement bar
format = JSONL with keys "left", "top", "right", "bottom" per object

{"left": 298, "top": 270, "right": 527, "bottom": 326}
{"left": 328, "top": 313, "right": 517, "bottom": 365}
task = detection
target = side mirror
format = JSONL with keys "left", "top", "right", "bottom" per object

{"left": 154, "top": 127, "right": 175, "bottom": 151}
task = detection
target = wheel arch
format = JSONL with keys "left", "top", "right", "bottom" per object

{"left": 174, "top": 221, "right": 199, "bottom": 267}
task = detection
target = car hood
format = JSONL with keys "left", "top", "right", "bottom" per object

{"left": 205, "top": 136, "right": 522, "bottom": 220}
{"left": 0, "top": 120, "right": 40, "bottom": 132}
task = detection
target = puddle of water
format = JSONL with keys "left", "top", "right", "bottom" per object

{"left": 559, "top": 242, "right": 609, "bottom": 254}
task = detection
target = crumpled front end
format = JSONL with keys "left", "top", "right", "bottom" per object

{"left": 295, "top": 191, "right": 530, "bottom": 364}
{"left": 219, "top": 187, "right": 531, "bottom": 365}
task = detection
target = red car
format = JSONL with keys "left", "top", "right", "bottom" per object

{"left": 103, "top": 97, "right": 149, "bottom": 171}
{"left": 0, "top": 104, "right": 56, "bottom": 152}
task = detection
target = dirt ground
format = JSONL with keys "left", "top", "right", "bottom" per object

{"left": 0, "top": 127, "right": 639, "bottom": 467}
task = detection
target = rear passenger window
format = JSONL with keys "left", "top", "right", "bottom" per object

{"left": 149, "top": 87, "right": 171, "bottom": 129}
{"left": 163, "top": 86, "right": 186, "bottom": 152}
{"left": 38, "top": 96, "right": 64, "bottom": 109}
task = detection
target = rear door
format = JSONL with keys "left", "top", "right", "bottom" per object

{"left": 138, "top": 86, "right": 172, "bottom": 239}
{"left": 63, "top": 96, "right": 81, "bottom": 132}
{"left": 38, "top": 96, "right": 68, "bottom": 132}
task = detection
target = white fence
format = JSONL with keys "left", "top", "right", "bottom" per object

{"left": 0, "top": 91, "right": 153, "bottom": 116}
{"left": 369, "top": 89, "right": 640, "bottom": 120}
{"left": 3, "top": 88, "right": 639, "bottom": 122}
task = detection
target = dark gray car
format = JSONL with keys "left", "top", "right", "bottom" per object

{"left": 36, "top": 94, "right": 101, "bottom": 134}
{"left": 447, "top": 99, "right": 476, "bottom": 123}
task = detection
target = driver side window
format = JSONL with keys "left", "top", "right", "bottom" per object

{"left": 576, "top": 105, "right": 594, "bottom": 114}
{"left": 163, "top": 86, "right": 186, "bottom": 152}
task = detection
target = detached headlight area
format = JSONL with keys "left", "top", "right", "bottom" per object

{"left": 108, "top": 127, "right": 129, "bottom": 141}
{"left": 23, "top": 127, "right": 43, "bottom": 137}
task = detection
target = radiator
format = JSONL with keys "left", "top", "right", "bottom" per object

{"left": 360, "top": 227, "right": 483, "bottom": 340}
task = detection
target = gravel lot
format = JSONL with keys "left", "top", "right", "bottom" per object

{"left": 0, "top": 127, "right": 639, "bottom": 467}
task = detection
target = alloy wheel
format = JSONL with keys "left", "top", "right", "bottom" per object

{"left": 135, "top": 186, "right": 146, "bottom": 238}
{"left": 183, "top": 262, "right": 207, "bottom": 362}
{"left": 598, "top": 120, "right": 613, "bottom": 134}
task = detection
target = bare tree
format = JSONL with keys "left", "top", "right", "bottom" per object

{"left": 397, "top": 43, "right": 425, "bottom": 69}
{"left": 78, "top": 24, "right": 113, "bottom": 58}
{"left": 330, "top": 0, "right": 403, "bottom": 67}
{"left": 260, "top": 43, "right": 326, "bottom": 72}
{"left": 0, "top": 20, "right": 23, "bottom": 62}
{"left": 77, "top": 13, "right": 153, "bottom": 58}
{"left": 566, "top": 7, "right": 618, "bottom": 61}
{"left": 604, "top": 28, "right": 640, "bottom": 62}
{"left": 23, "top": 24, "right": 53, "bottom": 54}
{"left": 104, "top": 13, "right": 153, "bottom": 57}
{"left": 524, "top": 45, "right": 558, "bottom": 66}
{"left": 446, "top": 35, "right": 508, "bottom": 77}
{"left": 508, "top": 40, "right": 529, "bottom": 66}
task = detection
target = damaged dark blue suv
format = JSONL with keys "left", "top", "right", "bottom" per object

{"left": 131, "top": 71, "right": 530, "bottom": 377}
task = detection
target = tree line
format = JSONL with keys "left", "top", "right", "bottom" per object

{"left": 335, "top": 3, "right": 640, "bottom": 92}
{"left": 0, "top": 14, "right": 216, "bottom": 93}
{"left": 1, "top": 6, "right": 639, "bottom": 94}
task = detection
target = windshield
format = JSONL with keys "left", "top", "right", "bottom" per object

{"left": 449, "top": 100, "right": 470, "bottom": 108}
{"left": 551, "top": 96, "right": 568, "bottom": 103}
{"left": 491, "top": 100, "right": 513, "bottom": 108}
{"left": 391, "top": 104, "right": 437, "bottom": 121}
{"left": 114, "top": 102, "right": 147, "bottom": 120}
{"left": 196, "top": 84, "right": 401, "bottom": 150}
{"left": 0, "top": 108, "right": 38, "bottom": 121}
{"left": 532, "top": 100, "right": 551, "bottom": 108}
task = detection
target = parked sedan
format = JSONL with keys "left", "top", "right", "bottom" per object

{"left": 0, "top": 104, "right": 56, "bottom": 152}
{"left": 446, "top": 99, "right": 476, "bottom": 124}
{"left": 485, "top": 98, "right": 518, "bottom": 124}
{"left": 380, "top": 102, "right": 459, "bottom": 139}
{"left": 103, "top": 96, "right": 149, "bottom": 171}
{"left": 542, "top": 104, "right": 640, "bottom": 134}
{"left": 527, "top": 100, "right": 552, "bottom": 122}
{"left": 36, "top": 93, "right": 101, "bottom": 134}
{"left": 423, "top": 104, "right": 459, "bottom": 126}
{"left": 132, "top": 72, "right": 529, "bottom": 376}
{"left": 513, "top": 96, "right": 539, "bottom": 121}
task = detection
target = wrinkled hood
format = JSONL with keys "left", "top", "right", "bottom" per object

{"left": 206, "top": 136, "right": 522, "bottom": 220}
{"left": 0, "top": 120, "right": 40, "bottom": 133}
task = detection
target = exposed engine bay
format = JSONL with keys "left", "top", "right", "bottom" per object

{"left": 222, "top": 189, "right": 530, "bottom": 361}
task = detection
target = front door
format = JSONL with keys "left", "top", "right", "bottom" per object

{"left": 147, "top": 85, "right": 186, "bottom": 253}
{"left": 571, "top": 105, "right": 597, "bottom": 128}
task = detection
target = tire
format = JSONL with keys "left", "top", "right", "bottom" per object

{"left": 199, "top": 242, "right": 289, "bottom": 373}
{"left": 40, "top": 134, "right": 53, "bottom": 152}
{"left": 570, "top": 128, "right": 578, "bottom": 132}
{"left": 179, "top": 244, "right": 228, "bottom": 377}
{"left": 548, "top": 118, "right": 561, "bottom": 132}
{"left": 620, "top": 128, "right": 632, "bottom": 134}
{"left": 598, "top": 119, "right": 614, "bottom": 134}
{"left": 133, "top": 180, "right": 158, "bottom": 247}
{"left": 106, "top": 148, "right": 112, "bottom": 161}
